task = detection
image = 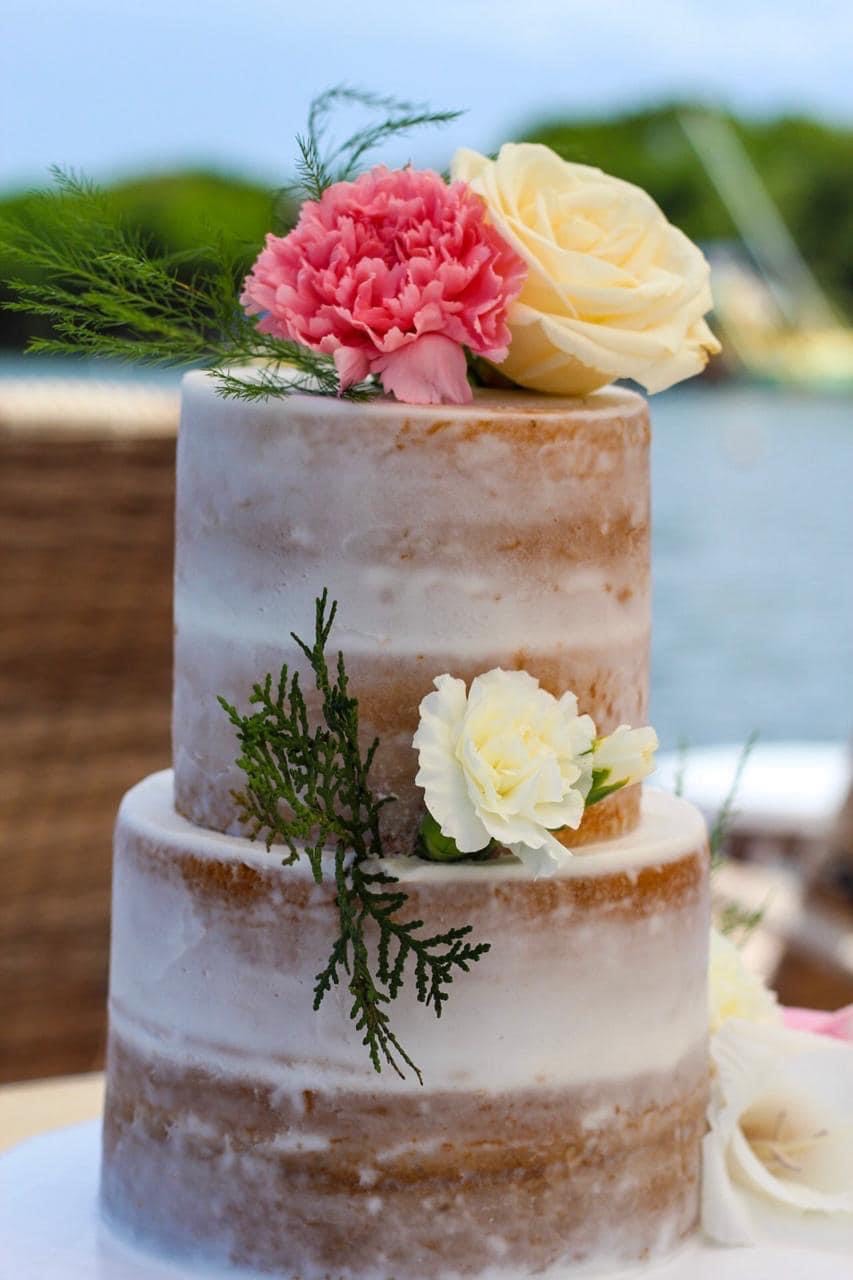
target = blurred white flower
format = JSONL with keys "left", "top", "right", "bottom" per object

{"left": 702, "top": 1020, "right": 853, "bottom": 1245}
{"left": 709, "top": 927, "right": 781, "bottom": 1035}
{"left": 413, "top": 669, "right": 595, "bottom": 875}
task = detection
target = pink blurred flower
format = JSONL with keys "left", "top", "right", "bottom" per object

{"left": 782, "top": 1004, "right": 853, "bottom": 1042}
{"left": 240, "top": 166, "right": 526, "bottom": 405}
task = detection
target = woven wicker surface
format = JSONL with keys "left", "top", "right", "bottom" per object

{"left": 1, "top": 384, "right": 178, "bottom": 1082}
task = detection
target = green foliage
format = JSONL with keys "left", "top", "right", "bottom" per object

{"left": 584, "top": 767, "right": 628, "bottom": 809}
{"left": 1, "top": 169, "right": 235, "bottom": 362}
{"left": 219, "top": 592, "right": 490, "bottom": 1083}
{"left": 717, "top": 899, "right": 766, "bottom": 942}
{"left": 0, "top": 167, "right": 348, "bottom": 398}
{"left": 417, "top": 812, "right": 474, "bottom": 862}
{"left": 709, "top": 731, "right": 758, "bottom": 868}
{"left": 290, "top": 86, "right": 462, "bottom": 203}
{"left": 416, "top": 812, "right": 497, "bottom": 863}
{"left": 0, "top": 169, "right": 281, "bottom": 356}
{"left": 524, "top": 104, "right": 853, "bottom": 315}
{"left": 0, "top": 86, "right": 462, "bottom": 399}
{"left": 1, "top": 101, "right": 849, "bottom": 355}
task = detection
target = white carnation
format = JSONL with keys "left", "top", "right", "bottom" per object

{"left": 413, "top": 669, "right": 595, "bottom": 876}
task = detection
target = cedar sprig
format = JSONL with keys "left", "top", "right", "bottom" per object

{"left": 218, "top": 591, "right": 490, "bottom": 1083}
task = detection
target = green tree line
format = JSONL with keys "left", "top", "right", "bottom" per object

{"left": 1, "top": 104, "right": 850, "bottom": 350}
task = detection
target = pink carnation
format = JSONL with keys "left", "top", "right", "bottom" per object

{"left": 240, "top": 166, "right": 526, "bottom": 405}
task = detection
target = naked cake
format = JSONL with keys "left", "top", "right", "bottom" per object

{"left": 7, "top": 86, "right": 850, "bottom": 1279}
{"left": 93, "top": 98, "right": 721, "bottom": 1278}
{"left": 101, "top": 379, "right": 711, "bottom": 1277}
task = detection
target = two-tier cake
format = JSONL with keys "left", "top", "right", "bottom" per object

{"left": 87, "top": 109, "right": 724, "bottom": 1279}
{"left": 6, "top": 90, "right": 851, "bottom": 1278}
{"left": 100, "top": 377, "right": 710, "bottom": 1277}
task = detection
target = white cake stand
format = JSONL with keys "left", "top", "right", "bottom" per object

{"left": 2, "top": 1121, "right": 850, "bottom": 1280}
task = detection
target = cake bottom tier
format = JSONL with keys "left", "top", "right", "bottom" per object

{"left": 101, "top": 771, "right": 710, "bottom": 1279}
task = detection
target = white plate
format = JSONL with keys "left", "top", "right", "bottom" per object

{"left": 1, "top": 1120, "right": 850, "bottom": 1279}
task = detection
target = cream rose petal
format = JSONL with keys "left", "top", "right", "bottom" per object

{"left": 452, "top": 142, "right": 720, "bottom": 396}
{"left": 702, "top": 1020, "right": 853, "bottom": 1246}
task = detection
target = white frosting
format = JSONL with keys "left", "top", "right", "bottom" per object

{"left": 172, "top": 372, "right": 650, "bottom": 836}
{"left": 109, "top": 771, "right": 708, "bottom": 1096}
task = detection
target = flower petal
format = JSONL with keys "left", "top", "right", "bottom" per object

{"left": 372, "top": 333, "right": 471, "bottom": 405}
{"left": 333, "top": 345, "right": 370, "bottom": 390}
{"left": 242, "top": 164, "right": 526, "bottom": 406}
{"left": 702, "top": 1128, "right": 757, "bottom": 1246}
{"left": 507, "top": 830, "right": 572, "bottom": 878}
{"left": 414, "top": 675, "right": 491, "bottom": 853}
{"left": 782, "top": 1005, "right": 853, "bottom": 1043}
{"left": 703, "top": 1019, "right": 853, "bottom": 1244}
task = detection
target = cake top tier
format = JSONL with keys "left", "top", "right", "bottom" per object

{"left": 173, "top": 375, "right": 652, "bottom": 853}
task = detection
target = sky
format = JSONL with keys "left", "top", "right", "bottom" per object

{"left": 1, "top": 0, "right": 852, "bottom": 192}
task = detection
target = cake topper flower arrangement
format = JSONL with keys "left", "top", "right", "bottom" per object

{"left": 1, "top": 86, "right": 719, "bottom": 406}
{"left": 241, "top": 164, "right": 526, "bottom": 405}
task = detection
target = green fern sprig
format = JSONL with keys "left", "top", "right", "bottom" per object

{"left": 218, "top": 592, "right": 490, "bottom": 1083}
{"left": 1, "top": 88, "right": 461, "bottom": 401}
{"left": 0, "top": 168, "right": 349, "bottom": 399}
{"left": 289, "top": 86, "right": 463, "bottom": 203}
{"left": 2, "top": 168, "right": 238, "bottom": 364}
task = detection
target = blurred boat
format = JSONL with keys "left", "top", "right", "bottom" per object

{"left": 681, "top": 112, "right": 853, "bottom": 392}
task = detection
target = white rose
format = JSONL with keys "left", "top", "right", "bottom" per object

{"left": 703, "top": 1020, "right": 853, "bottom": 1245}
{"left": 451, "top": 143, "right": 721, "bottom": 396}
{"left": 708, "top": 927, "right": 781, "bottom": 1035}
{"left": 412, "top": 669, "right": 595, "bottom": 875}
{"left": 588, "top": 724, "right": 658, "bottom": 802}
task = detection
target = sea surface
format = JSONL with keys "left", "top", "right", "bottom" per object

{"left": 651, "top": 385, "right": 852, "bottom": 751}
{"left": 3, "top": 356, "right": 852, "bottom": 751}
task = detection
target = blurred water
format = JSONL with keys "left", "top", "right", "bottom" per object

{"left": 3, "top": 357, "right": 850, "bottom": 749}
{"left": 0, "top": 353, "right": 181, "bottom": 385}
{"left": 651, "top": 387, "right": 853, "bottom": 749}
